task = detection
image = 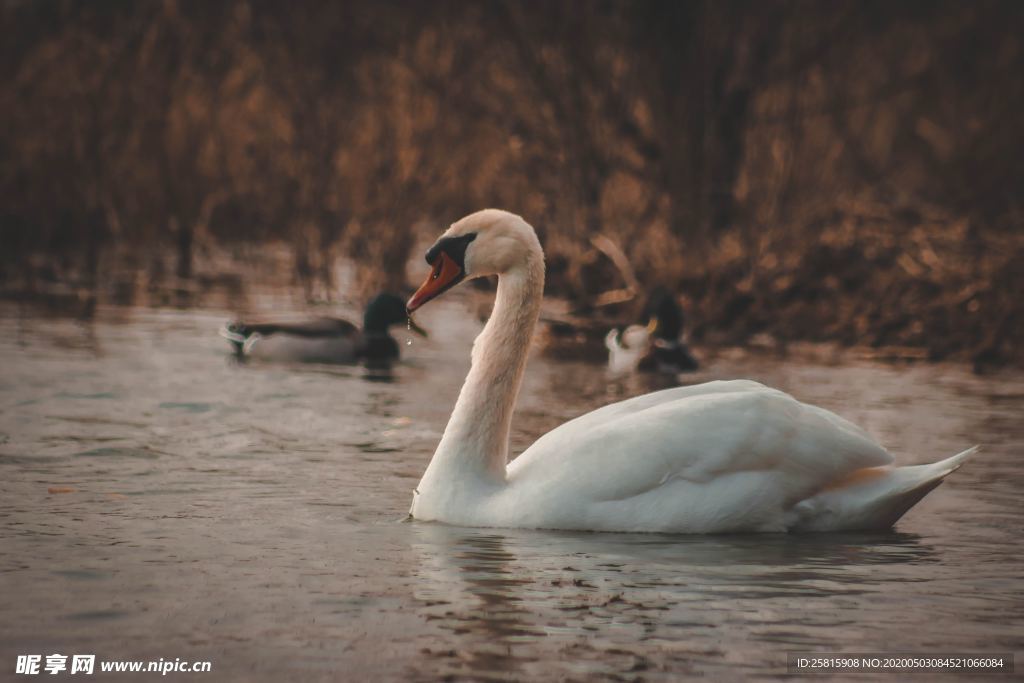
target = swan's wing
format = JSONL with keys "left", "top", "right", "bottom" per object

{"left": 524, "top": 379, "right": 769, "bottom": 437}
{"left": 507, "top": 380, "right": 892, "bottom": 503}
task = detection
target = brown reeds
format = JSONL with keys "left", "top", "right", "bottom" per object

{"left": 1, "top": 0, "right": 1021, "bottom": 367}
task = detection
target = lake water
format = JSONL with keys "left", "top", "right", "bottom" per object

{"left": 1, "top": 298, "right": 1021, "bottom": 681}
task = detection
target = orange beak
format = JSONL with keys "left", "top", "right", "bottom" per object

{"left": 407, "top": 252, "right": 465, "bottom": 313}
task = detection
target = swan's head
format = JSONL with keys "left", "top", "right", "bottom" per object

{"left": 407, "top": 209, "right": 541, "bottom": 313}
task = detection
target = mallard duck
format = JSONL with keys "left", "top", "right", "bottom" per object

{"left": 606, "top": 287, "right": 699, "bottom": 374}
{"left": 537, "top": 314, "right": 613, "bottom": 362}
{"left": 402, "top": 209, "right": 975, "bottom": 533}
{"left": 220, "top": 292, "right": 424, "bottom": 366}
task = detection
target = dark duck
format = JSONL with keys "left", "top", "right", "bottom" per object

{"left": 606, "top": 287, "right": 699, "bottom": 374}
{"left": 220, "top": 293, "right": 425, "bottom": 366}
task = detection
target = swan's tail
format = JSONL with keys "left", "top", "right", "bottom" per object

{"left": 788, "top": 446, "right": 978, "bottom": 532}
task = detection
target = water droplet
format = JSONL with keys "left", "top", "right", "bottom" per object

{"left": 406, "top": 338, "right": 413, "bottom": 346}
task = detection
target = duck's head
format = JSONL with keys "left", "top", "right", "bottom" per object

{"left": 643, "top": 286, "right": 685, "bottom": 341}
{"left": 407, "top": 209, "right": 541, "bottom": 313}
{"left": 364, "top": 293, "right": 426, "bottom": 337}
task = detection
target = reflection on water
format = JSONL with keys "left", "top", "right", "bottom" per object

{"left": 408, "top": 526, "right": 959, "bottom": 680}
{"left": 1, "top": 300, "right": 1022, "bottom": 681}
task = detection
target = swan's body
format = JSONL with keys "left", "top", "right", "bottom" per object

{"left": 407, "top": 210, "right": 974, "bottom": 533}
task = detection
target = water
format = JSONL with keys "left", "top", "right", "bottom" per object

{"left": 1, "top": 300, "right": 1022, "bottom": 681}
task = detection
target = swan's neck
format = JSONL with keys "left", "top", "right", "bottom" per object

{"left": 427, "top": 255, "right": 544, "bottom": 485}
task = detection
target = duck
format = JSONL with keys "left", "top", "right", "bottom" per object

{"left": 538, "top": 314, "right": 615, "bottom": 362}
{"left": 604, "top": 324, "right": 653, "bottom": 374}
{"left": 220, "top": 292, "right": 424, "bottom": 366}
{"left": 403, "top": 209, "right": 976, "bottom": 533}
{"left": 606, "top": 287, "right": 700, "bottom": 374}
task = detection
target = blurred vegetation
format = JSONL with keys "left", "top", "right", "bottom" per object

{"left": 1, "top": 0, "right": 1021, "bottom": 368}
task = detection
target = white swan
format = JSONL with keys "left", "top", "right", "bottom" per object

{"left": 406, "top": 209, "right": 976, "bottom": 533}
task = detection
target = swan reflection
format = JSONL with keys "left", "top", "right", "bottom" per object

{"left": 408, "top": 523, "right": 937, "bottom": 679}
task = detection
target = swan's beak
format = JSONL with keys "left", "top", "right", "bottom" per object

{"left": 646, "top": 316, "right": 659, "bottom": 335}
{"left": 407, "top": 252, "right": 464, "bottom": 313}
